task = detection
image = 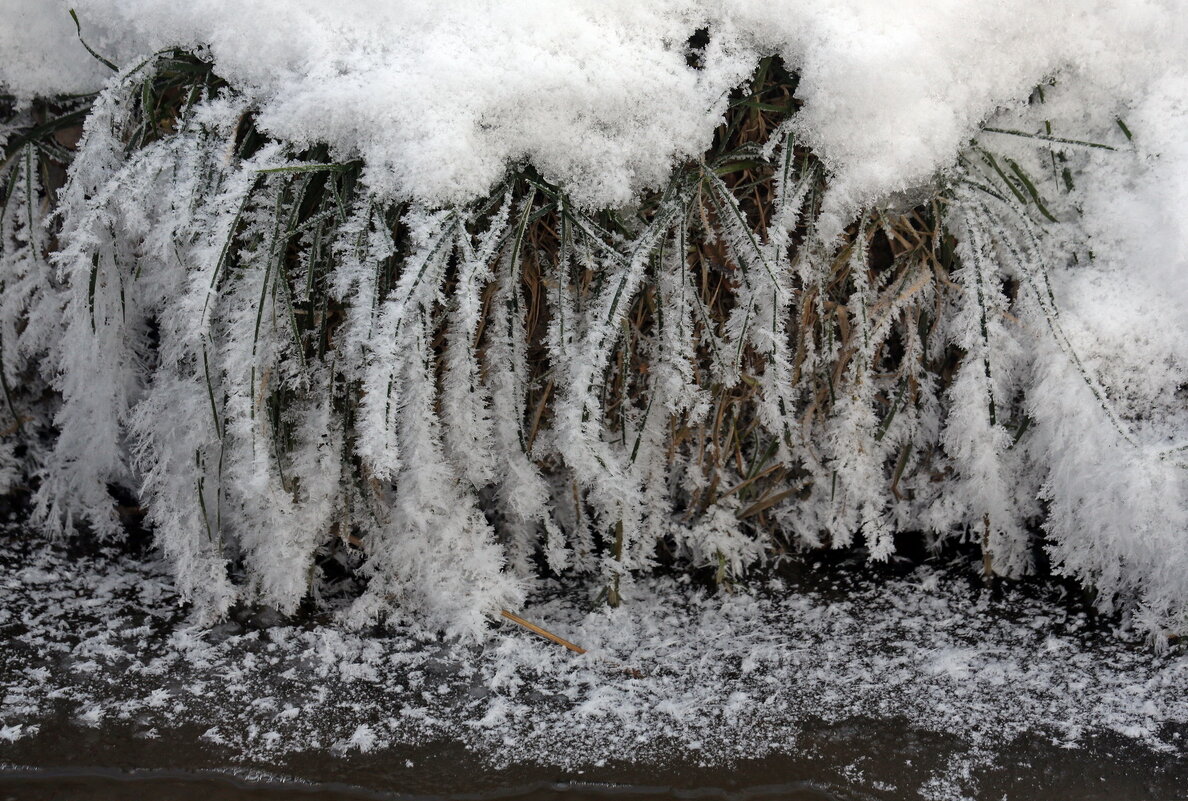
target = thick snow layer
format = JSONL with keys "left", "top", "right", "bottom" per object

{"left": 0, "top": 2, "right": 108, "bottom": 97}
{"left": 2, "top": 0, "right": 1184, "bottom": 213}
{"left": 1, "top": 531, "right": 1186, "bottom": 800}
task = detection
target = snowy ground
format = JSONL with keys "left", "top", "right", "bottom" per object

{"left": 2, "top": 522, "right": 1186, "bottom": 800}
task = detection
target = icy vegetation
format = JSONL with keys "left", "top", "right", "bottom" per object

{"left": 0, "top": 2, "right": 1185, "bottom": 639}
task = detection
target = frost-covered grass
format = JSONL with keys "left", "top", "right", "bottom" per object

{"left": 0, "top": 4, "right": 1185, "bottom": 640}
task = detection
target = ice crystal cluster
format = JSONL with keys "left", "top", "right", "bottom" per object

{"left": 0, "top": 1, "right": 1185, "bottom": 638}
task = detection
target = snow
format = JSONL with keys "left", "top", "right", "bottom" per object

{"left": 342, "top": 723, "right": 377, "bottom": 754}
{"left": 0, "top": 532, "right": 1185, "bottom": 799}
{"left": 0, "top": 3, "right": 109, "bottom": 97}
{"left": 0, "top": 1, "right": 1180, "bottom": 215}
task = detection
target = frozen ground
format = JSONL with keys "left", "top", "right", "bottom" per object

{"left": 2, "top": 521, "right": 1186, "bottom": 800}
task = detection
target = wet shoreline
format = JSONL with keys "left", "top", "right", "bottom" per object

{"left": 3, "top": 719, "right": 1187, "bottom": 801}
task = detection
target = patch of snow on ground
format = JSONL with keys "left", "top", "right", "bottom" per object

{"left": 0, "top": 526, "right": 1185, "bottom": 798}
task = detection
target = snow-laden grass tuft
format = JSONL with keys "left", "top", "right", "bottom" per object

{"left": 0, "top": 8, "right": 1185, "bottom": 641}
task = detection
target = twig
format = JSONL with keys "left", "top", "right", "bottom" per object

{"left": 500, "top": 609, "right": 586, "bottom": 654}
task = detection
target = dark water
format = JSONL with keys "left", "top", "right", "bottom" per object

{"left": 2, "top": 715, "right": 1185, "bottom": 801}
{"left": 0, "top": 770, "right": 834, "bottom": 801}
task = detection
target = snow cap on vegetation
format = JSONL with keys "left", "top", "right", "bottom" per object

{"left": 1, "top": 0, "right": 1182, "bottom": 213}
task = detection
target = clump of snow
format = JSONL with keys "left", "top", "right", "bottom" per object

{"left": 0, "top": 4, "right": 109, "bottom": 97}
{"left": 341, "top": 723, "right": 376, "bottom": 754}
{"left": 0, "top": 0, "right": 1180, "bottom": 215}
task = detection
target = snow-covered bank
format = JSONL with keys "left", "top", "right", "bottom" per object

{"left": 1, "top": 3, "right": 1186, "bottom": 637}
{"left": 1, "top": 528, "right": 1186, "bottom": 800}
